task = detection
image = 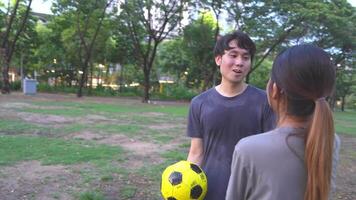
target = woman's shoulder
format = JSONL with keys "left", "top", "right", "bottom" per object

{"left": 235, "top": 129, "right": 280, "bottom": 153}
{"left": 235, "top": 127, "right": 300, "bottom": 156}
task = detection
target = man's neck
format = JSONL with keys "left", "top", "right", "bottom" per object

{"left": 215, "top": 81, "right": 247, "bottom": 97}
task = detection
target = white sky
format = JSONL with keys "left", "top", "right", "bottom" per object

{"left": 29, "top": 0, "right": 356, "bottom": 15}
{"left": 2, "top": 0, "right": 356, "bottom": 15}
{"left": 31, "top": 0, "right": 52, "bottom": 14}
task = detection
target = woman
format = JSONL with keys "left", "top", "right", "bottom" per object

{"left": 225, "top": 44, "right": 340, "bottom": 200}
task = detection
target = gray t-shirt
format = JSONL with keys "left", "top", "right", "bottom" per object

{"left": 187, "top": 85, "right": 275, "bottom": 200}
{"left": 226, "top": 127, "right": 341, "bottom": 200}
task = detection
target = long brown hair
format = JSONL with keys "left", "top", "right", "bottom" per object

{"left": 271, "top": 45, "right": 336, "bottom": 200}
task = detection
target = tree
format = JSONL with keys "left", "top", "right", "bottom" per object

{"left": 156, "top": 38, "right": 189, "bottom": 85}
{"left": 334, "top": 50, "right": 355, "bottom": 111}
{"left": 225, "top": 0, "right": 356, "bottom": 83}
{"left": 0, "top": 0, "right": 33, "bottom": 93}
{"left": 183, "top": 11, "right": 217, "bottom": 91}
{"left": 118, "top": 0, "right": 187, "bottom": 102}
{"left": 52, "top": 0, "right": 116, "bottom": 97}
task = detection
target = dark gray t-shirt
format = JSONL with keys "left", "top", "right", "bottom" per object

{"left": 187, "top": 85, "right": 275, "bottom": 200}
{"left": 226, "top": 127, "right": 340, "bottom": 200}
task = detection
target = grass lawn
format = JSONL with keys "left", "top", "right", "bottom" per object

{"left": 0, "top": 93, "right": 354, "bottom": 199}
{"left": 0, "top": 93, "right": 190, "bottom": 200}
{"left": 334, "top": 110, "right": 356, "bottom": 136}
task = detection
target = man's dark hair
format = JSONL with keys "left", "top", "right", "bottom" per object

{"left": 213, "top": 31, "right": 256, "bottom": 61}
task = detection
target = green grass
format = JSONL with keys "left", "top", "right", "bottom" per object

{"left": 153, "top": 105, "right": 189, "bottom": 117}
{"left": 0, "top": 135, "right": 125, "bottom": 166}
{"left": 334, "top": 110, "right": 356, "bottom": 135}
{"left": 0, "top": 119, "right": 48, "bottom": 134}
{"left": 120, "top": 185, "right": 137, "bottom": 199}
{"left": 161, "top": 149, "right": 188, "bottom": 162}
{"left": 29, "top": 101, "right": 189, "bottom": 117}
{"left": 54, "top": 124, "right": 88, "bottom": 134}
{"left": 0, "top": 98, "right": 190, "bottom": 199}
{"left": 93, "top": 124, "right": 142, "bottom": 136}
{"left": 79, "top": 191, "right": 105, "bottom": 200}
{"left": 19, "top": 107, "right": 87, "bottom": 117}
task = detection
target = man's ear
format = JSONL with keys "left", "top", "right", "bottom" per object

{"left": 215, "top": 56, "right": 222, "bottom": 66}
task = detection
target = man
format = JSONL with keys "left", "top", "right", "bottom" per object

{"left": 187, "top": 31, "right": 275, "bottom": 199}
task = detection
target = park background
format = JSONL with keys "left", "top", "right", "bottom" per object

{"left": 0, "top": 0, "right": 355, "bottom": 199}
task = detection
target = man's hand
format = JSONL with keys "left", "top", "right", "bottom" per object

{"left": 187, "top": 138, "right": 204, "bottom": 166}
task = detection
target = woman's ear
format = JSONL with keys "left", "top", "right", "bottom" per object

{"left": 271, "top": 83, "right": 281, "bottom": 100}
{"left": 215, "top": 56, "right": 221, "bottom": 66}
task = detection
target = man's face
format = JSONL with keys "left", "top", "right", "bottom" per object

{"left": 215, "top": 40, "right": 252, "bottom": 84}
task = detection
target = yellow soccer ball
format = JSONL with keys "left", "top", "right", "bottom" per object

{"left": 161, "top": 160, "right": 208, "bottom": 200}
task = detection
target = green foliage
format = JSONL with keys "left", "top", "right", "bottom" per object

{"left": 117, "top": 0, "right": 188, "bottom": 101}
{"left": 37, "top": 82, "right": 143, "bottom": 97}
{"left": 152, "top": 83, "right": 198, "bottom": 100}
{"left": 226, "top": 0, "right": 356, "bottom": 89}
{"left": 37, "top": 83, "right": 78, "bottom": 93}
{"left": 248, "top": 59, "right": 272, "bottom": 90}
{"left": 0, "top": 80, "right": 22, "bottom": 91}
{"left": 10, "top": 80, "right": 21, "bottom": 91}
{"left": 346, "top": 94, "right": 356, "bottom": 110}
{"left": 0, "top": 135, "right": 124, "bottom": 166}
{"left": 156, "top": 38, "right": 190, "bottom": 84}
{"left": 183, "top": 11, "right": 217, "bottom": 90}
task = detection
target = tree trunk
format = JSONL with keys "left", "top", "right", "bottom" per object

{"left": 88, "top": 60, "right": 93, "bottom": 96}
{"left": 77, "top": 64, "right": 87, "bottom": 97}
{"left": 1, "top": 51, "right": 11, "bottom": 94}
{"left": 202, "top": 67, "right": 216, "bottom": 91}
{"left": 143, "top": 68, "right": 150, "bottom": 103}
{"left": 119, "top": 64, "right": 124, "bottom": 93}
{"left": 341, "top": 96, "right": 345, "bottom": 112}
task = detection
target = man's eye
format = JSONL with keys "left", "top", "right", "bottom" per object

{"left": 229, "top": 54, "right": 237, "bottom": 58}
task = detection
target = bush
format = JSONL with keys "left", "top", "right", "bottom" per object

{"left": 151, "top": 83, "right": 198, "bottom": 100}
{"left": 10, "top": 80, "right": 22, "bottom": 91}
{"left": 0, "top": 80, "right": 22, "bottom": 91}
{"left": 37, "top": 82, "right": 142, "bottom": 97}
{"left": 346, "top": 94, "right": 356, "bottom": 110}
{"left": 36, "top": 82, "right": 199, "bottom": 100}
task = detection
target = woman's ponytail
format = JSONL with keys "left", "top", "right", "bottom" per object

{"left": 304, "top": 99, "right": 335, "bottom": 200}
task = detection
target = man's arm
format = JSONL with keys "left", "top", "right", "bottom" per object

{"left": 187, "top": 138, "right": 204, "bottom": 166}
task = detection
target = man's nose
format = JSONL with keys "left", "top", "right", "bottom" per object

{"left": 234, "top": 57, "right": 243, "bottom": 66}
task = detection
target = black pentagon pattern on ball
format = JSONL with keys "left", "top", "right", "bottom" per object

{"left": 190, "top": 163, "right": 202, "bottom": 174}
{"left": 167, "top": 197, "right": 177, "bottom": 200}
{"left": 191, "top": 185, "right": 203, "bottom": 199}
{"left": 169, "top": 171, "right": 182, "bottom": 185}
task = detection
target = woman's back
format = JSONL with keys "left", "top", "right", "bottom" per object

{"left": 226, "top": 127, "right": 340, "bottom": 200}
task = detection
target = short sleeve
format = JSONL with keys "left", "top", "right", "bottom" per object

{"left": 187, "top": 99, "right": 202, "bottom": 138}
